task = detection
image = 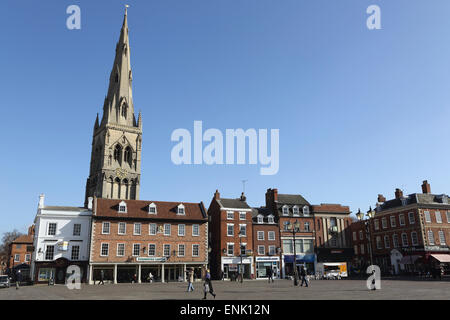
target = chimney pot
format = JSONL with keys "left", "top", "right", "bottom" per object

{"left": 87, "top": 197, "right": 93, "bottom": 210}
{"left": 214, "top": 189, "right": 220, "bottom": 200}
{"left": 395, "top": 188, "right": 403, "bottom": 199}
{"left": 377, "top": 194, "right": 386, "bottom": 203}
{"left": 38, "top": 194, "right": 45, "bottom": 209}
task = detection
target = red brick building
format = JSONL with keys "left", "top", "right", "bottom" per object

{"left": 351, "top": 181, "right": 450, "bottom": 276}
{"left": 251, "top": 207, "right": 281, "bottom": 279}
{"left": 207, "top": 190, "right": 253, "bottom": 280}
{"left": 89, "top": 198, "right": 208, "bottom": 283}
{"left": 7, "top": 225, "right": 34, "bottom": 281}
{"left": 265, "top": 188, "right": 315, "bottom": 278}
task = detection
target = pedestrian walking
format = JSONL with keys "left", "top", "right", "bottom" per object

{"left": 202, "top": 268, "right": 216, "bottom": 299}
{"left": 187, "top": 268, "right": 195, "bottom": 292}
{"left": 98, "top": 269, "right": 105, "bottom": 285}
{"left": 148, "top": 272, "right": 153, "bottom": 283}
{"left": 300, "top": 266, "right": 308, "bottom": 287}
{"left": 267, "top": 267, "right": 274, "bottom": 283}
{"left": 15, "top": 270, "right": 22, "bottom": 290}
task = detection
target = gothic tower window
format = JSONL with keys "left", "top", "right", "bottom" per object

{"left": 124, "top": 146, "right": 132, "bottom": 166}
{"left": 122, "top": 103, "right": 127, "bottom": 119}
{"left": 115, "top": 177, "right": 121, "bottom": 199}
{"left": 115, "top": 73, "right": 119, "bottom": 83}
{"left": 123, "top": 179, "right": 129, "bottom": 199}
{"left": 114, "top": 144, "right": 122, "bottom": 165}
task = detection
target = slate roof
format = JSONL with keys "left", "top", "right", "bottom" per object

{"left": 251, "top": 207, "right": 277, "bottom": 223}
{"left": 95, "top": 199, "right": 207, "bottom": 221}
{"left": 216, "top": 198, "right": 251, "bottom": 210}
{"left": 378, "top": 193, "right": 450, "bottom": 211}
{"left": 12, "top": 235, "right": 33, "bottom": 244}
{"left": 277, "top": 194, "right": 310, "bottom": 206}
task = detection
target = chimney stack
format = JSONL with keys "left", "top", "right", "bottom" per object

{"left": 214, "top": 189, "right": 220, "bottom": 200}
{"left": 377, "top": 194, "right": 386, "bottom": 203}
{"left": 421, "top": 180, "right": 431, "bottom": 194}
{"left": 395, "top": 188, "right": 403, "bottom": 199}
{"left": 240, "top": 192, "right": 246, "bottom": 202}
{"left": 38, "top": 194, "right": 45, "bottom": 209}
{"left": 87, "top": 197, "right": 94, "bottom": 210}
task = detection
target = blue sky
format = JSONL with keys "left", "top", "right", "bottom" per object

{"left": 2, "top": 0, "right": 450, "bottom": 236}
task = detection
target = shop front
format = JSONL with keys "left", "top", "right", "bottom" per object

{"left": 255, "top": 256, "right": 280, "bottom": 279}
{"left": 282, "top": 254, "right": 316, "bottom": 278}
{"left": 34, "top": 258, "right": 88, "bottom": 284}
{"left": 221, "top": 257, "right": 253, "bottom": 280}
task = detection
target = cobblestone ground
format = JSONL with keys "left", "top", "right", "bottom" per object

{"left": 0, "top": 279, "right": 449, "bottom": 300}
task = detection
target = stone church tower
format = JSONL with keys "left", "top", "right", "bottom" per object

{"left": 85, "top": 9, "right": 142, "bottom": 206}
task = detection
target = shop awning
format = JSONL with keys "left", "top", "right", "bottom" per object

{"left": 399, "top": 255, "right": 421, "bottom": 264}
{"left": 431, "top": 254, "right": 450, "bottom": 263}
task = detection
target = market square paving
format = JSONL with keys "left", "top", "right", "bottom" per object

{"left": 0, "top": 279, "right": 449, "bottom": 300}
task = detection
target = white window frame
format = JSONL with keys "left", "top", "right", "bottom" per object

{"left": 71, "top": 245, "right": 80, "bottom": 260}
{"left": 25, "top": 254, "right": 31, "bottom": 262}
{"left": 390, "top": 216, "right": 396, "bottom": 228}
{"left": 257, "top": 231, "right": 264, "bottom": 241}
{"left": 359, "top": 230, "right": 364, "bottom": 240}
{"left": 102, "top": 222, "right": 110, "bottom": 235}
{"left": 239, "top": 212, "right": 246, "bottom": 220}
{"left": 178, "top": 244, "right": 185, "bottom": 257}
{"left": 192, "top": 224, "right": 200, "bottom": 236}
{"left": 239, "top": 224, "right": 247, "bottom": 237}
{"left": 393, "top": 234, "right": 399, "bottom": 248}
{"left": 360, "top": 244, "right": 365, "bottom": 254}
{"left": 163, "top": 244, "right": 171, "bottom": 257}
{"left": 149, "top": 223, "right": 157, "bottom": 235}
{"left": 258, "top": 245, "right": 265, "bottom": 255}
{"left": 408, "top": 212, "right": 415, "bottom": 224}
{"left": 424, "top": 211, "right": 431, "bottom": 223}
{"left": 132, "top": 243, "right": 141, "bottom": 257}
{"left": 117, "top": 243, "right": 125, "bottom": 257}
{"left": 399, "top": 214, "right": 405, "bottom": 226}
{"left": 227, "top": 243, "right": 234, "bottom": 256}
{"left": 118, "top": 222, "right": 126, "bottom": 235}
{"left": 376, "top": 236, "right": 382, "bottom": 249}
{"left": 47, "top": 222, "right": 57, "bottom": 236}
{"left": 303, "top": 206, "right": 310, "bottom": 216}
{"left": 268, "top": 215, "right": 274, "bottom": 224}
{"left": 148, "top": 243, "right": 156, "bottom": 256}
{"left": 292, "top": 206, "right": 300, "bottom": 216}
{"left": 227, "top": 224, "right": 234, "bottom": 237}
{"left": 227, "top": 211, "right": 234, "bottom": 220}
{"left": 73, "top": 224, "right": 81, "bottom": 236}
{"left": 268, "top": 245, "right": 276, "bottom": 255}
{"left": 118, "top": 201, "right": 127, "bottom": 213}
{"left": 427, "top": 231, "right": 435, "bottom": 245}
{"left": 178, "top": 224, "right": 185, "bottom": 236}
{"left": 401, "top": 233, "right": 409, "bottom": 247}
{"left": 268, "top": 231, "right": 275, "bottom": 241}
{"left": 282, "top": 205, "right": 289, "bottom": 216}
{"left": 384, "top": 235, "right": 390, "bottom": 248}
{"left": 447, "top": 211, "right": 450, "bottom": 223}
{"left": 14, "top": 254, "right": 20, "bottom": 262}
{"left": 100, "top": 243, "right": 109, "bottom": 257}
{"left": 164, "top": 224, "right": 171, "bottom": 236}
{"left": 374, "top": 219, "right": 380, "bottom": 231}
{"left": 192, "top": 244, "right": 200, "bottom": 257}
{"left": 304, "top": 222, "right": 310, "bottom": 231}
{"left": 148, "top": 203, "right": 157, "bottom": 214}
{"left": 382, "top": 217, "right": 387, "bottom": 229}
{"left": 134, "top": 223, "right": 142, "bottom": 235}
{"left": 257, "top": 215, "right": 264, "bottom": 224}
{"left": 438, "top": 231, "right": 446, "bottom": 245}
{"left": 354, "top": 245, "right": 358, "bottom": 255}
{"left": 177, "top": 204, "right": 185, "bottom": 215}
{"left": 436, "top": 211, "right": 442, "bottom": 224}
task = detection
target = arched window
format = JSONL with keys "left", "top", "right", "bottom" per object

{"left": 123, "top": 179, "right": 129, "bottom": 199}
{"left": 124, "top": 146, "right": 132, "bottom": 166}
{"left": 122, "top": 104, "right": 127, "bottom": 119}
{"left": 114, "top": 145, "right": 122, "bottom": 164}
{"left": 115, "top": 177, "right": 121, "bottom": 199}
{"left": 115, "top": 73, "right": 119, "bottom": 83}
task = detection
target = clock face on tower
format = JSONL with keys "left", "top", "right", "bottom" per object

{"left": 115, "top": 168, "right": 128, "bottom": 179}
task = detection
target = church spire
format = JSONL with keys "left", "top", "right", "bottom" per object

{"left": 102, "top": 6, "right": 136, "bottom": 128}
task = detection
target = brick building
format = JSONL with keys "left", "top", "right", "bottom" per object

{"left": 89, "top": 198, "right": 208, "bottom": 284}
{"left": 7, "top": 225, "right": 34, "bottom": 281}
{"left": 312, "top": 204, "right": 353, "bottom": 276}
{"left": 251, "top": 207, "right": 281, "bottom": 279}
{"left": 265, "top": 188, "right": 315, "bottom": 278}
{"left": 349, "top": 217, "right": 371, "bottom": 275}
{"left": 207, "top": 190, "right": 254, "bottom": 280}
{"left": 351, "top": 180, "right": 450, "bottom": 276}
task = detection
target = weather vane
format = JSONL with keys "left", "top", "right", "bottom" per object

{"left": 125, "top": 4, "right": 130, "bottom": 14}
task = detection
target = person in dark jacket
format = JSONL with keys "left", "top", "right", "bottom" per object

{"left": 98, "top": 270, "right": 105, "bottom": 285}
{"left": 202, "top": 268, "right": 216, "bottom": 299}
{"left": 300, "top": 266, "right": 308, "bottom": 287}
{"left": 267, "top": 267, "right": 274, "bottom": 283}
{"left": 15, "top": 270, "right": 23, "bottom": 290}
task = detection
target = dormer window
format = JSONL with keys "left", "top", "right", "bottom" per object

{"left": 268, "top": 215, "right": 274, "bottom": 224}
{"left": 293, "top": 206, "right": 299, "bottom": 216}
{"left": 282, "top": 206, "right": 289, "bottom": 216}
{"left": 148, "top": 203, "right": 157, "bottom": 215}
{"left": 177, "top": 204, "right": 185, "bottom": 215}
{"left": 401, "top": 198, "right": 407, "bottom": 206}
{"left": 257, "top": 215, "right": 264, "bottom": 224}
{"left": 118, "top": 201, "right": 127, "bottom": 213}
{"left": 303, "top": 206, "right": 310, "bottom": 216}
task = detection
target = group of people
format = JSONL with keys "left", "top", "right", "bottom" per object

{"left": 186, "top": 267, "right": 216, "bottom": 299}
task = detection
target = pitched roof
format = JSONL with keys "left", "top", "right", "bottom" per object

{"left": 277, "top": 194, "right": 310, "bottom": 206}
{"left": 216, "top": 198, "right": 251, "bottom": 210}
{"left": 12, "top": 235, "right": 33, "bottom": 244}
{"left": 95, "top": 199, "right": 207, "bottom": 221}
{"left": 43, "top": 206, "right": 90, "bottom": 212}
{"left": 311, "top": 203, "right": 350, "bottom": 214}
{"left": 378, "top": 193, "right": 450, "bottom": 211}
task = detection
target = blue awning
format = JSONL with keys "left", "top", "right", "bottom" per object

{"left": 284, "top": 254, "right": 315, "bottom": 263}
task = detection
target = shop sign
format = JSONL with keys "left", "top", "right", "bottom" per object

{"left": 255, "top": 256, "right": 280, "bottom": 262}
{"left": 136, "top": 257, "right": 167, "bottom": 262}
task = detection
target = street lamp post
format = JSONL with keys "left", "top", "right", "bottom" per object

{"left": 238, "top": 230, "right": 244, "bottom": 283}
{"left": 287, "top": 220, "right": 301, "bottom": 286}
{"left": 356, "top": 207, "right": 376, "bottom": 290}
